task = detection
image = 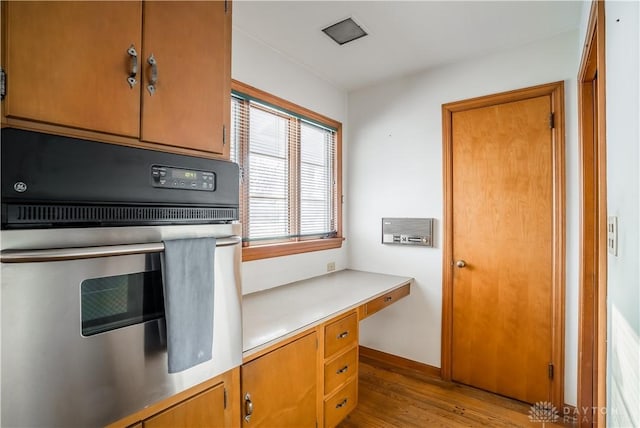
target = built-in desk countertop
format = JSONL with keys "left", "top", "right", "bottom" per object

{"left": 242, "top": 269, "right": 413, "bottom": 358}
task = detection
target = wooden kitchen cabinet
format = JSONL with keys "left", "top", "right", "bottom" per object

{"left": 2, "top": 2, "right": 142, "bottom": 137}
{"left": 241, "top": 332, "right": 317, "bottom": 427}
{"left": 140, "top": 1, "right": 230, "bottom": 155}
{"left": 107, "top": 368, "right": 239, "bottom": 428}
{"left": 2, "top": 1, "right": 231, "bottom": 157}
{"left": 360, "top": 282, "right": 411, "bottom": 319}
{"left": 321, "top": 311, "right": 359, "bottom": 428}
{"left": 143, "top": 382, "right": 225, "bottom": 428}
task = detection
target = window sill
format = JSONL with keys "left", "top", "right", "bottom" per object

{"left": 242, "top": 237, "right": 344, "bottom": 262}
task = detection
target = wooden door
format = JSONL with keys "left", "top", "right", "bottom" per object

{"left": 4, "top": 1, "right": 141, "bottom": 136}
{"left": 242, "top": 333, "right": 317, "bottom": 427}
{"left": 450, "top": 94, "right": 555, "bottom": 404}
{"left": 144, "top": 382, "right": 225, "bottom": 428}
{"left": 141, "top": 1, "right": 230, "bottom": 155}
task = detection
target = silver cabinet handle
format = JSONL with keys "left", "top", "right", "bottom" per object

{"left": 337, "top": 331, "right": 349, "bottom": 339}
{"left": 127, "top": 44, "right": 138, "bottom": 88}
{"left": 244, "top": 393, "right": 253, "bottom": 422}
{"left": 456, "top": 260, "right": 467, "bottom": 268}
{"left": 336, "top": 398, "right": 348, "bottom": 409}
{"left": 0, "top": 236, "right": 242, "bottom": 263}
{"left": 147, "top": 54, "right": 158, "bottom": 95}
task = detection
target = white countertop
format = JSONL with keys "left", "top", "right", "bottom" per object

{"left": 242, "top": 269, "right": 413, "bottom": 356}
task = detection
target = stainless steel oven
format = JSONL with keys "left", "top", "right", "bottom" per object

{"left": 0, "top": 129, "right": 243, "bottom": 427}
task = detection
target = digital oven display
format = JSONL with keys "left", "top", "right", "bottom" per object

{"left": 151, "top": 165, "right": 216, "bottom": 191}
{"left": 171, "top": 169, "right": 198, "bottom": 180}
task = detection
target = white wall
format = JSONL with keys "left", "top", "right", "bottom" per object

{"left": 347, "top": 30, "right": 581, "bottom": 405}
{"left": 231, "top": 28, "right": 349, "bottom": 294}
{"left": 604, "top": 1, "right": 640, "bottom": 426}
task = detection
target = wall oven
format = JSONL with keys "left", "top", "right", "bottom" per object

{"left": 0, "top": 129, "right": 242, "bottom": 427}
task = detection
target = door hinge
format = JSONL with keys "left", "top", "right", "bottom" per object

{"left": 224, "top": 387, "right": 228, "bottom": 409}
{"left": 548, "top": 363, "right": 554, "bottom": 380}
{"left": 0, "top": 68, "right": 6, "bottom": 100}
{"left": 223, "top": 124, "right": 226, "bottom": 146}
{"left": 549, "top": 112, "right": 555, "bottom": 129}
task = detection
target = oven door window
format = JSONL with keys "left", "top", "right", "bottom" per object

{"left": 81, "top": 270, "right": 164, "bottom": 336}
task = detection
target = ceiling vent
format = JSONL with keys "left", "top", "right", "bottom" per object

{"left": 322, "top": 17, "right": 368, "bottom": 46}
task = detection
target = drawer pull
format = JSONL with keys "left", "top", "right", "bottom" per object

{"left": 244, "top": 393, "right": 253, "bottom": 422}
{"left": 127, "top": 44, "right": 138, "bottom": 88}
{"left": 336, "top": 398, "right": 348, "bottom": 409}
{"left": 384, "top": 296, "right": 393, "bottom": 302}
{"left": 336, "top": 365, "right": 349, "bottom": 375}
{"left": 337, "top": 331, "right": 349, "bottom": 339}
{"left": 147, "top": 54, "right": 158, "bottom": 95}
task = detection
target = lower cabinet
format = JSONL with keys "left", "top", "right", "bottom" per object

{"left": 324, "top": 377, "right": 358, "bottom": 428}
{"left": 242, "top": 332, "right": 317, "bottom": 427}
{"left": 143, "top": 383, "right": 226, "bottom": 428}
{"left": 240, "top": 310, "right": 360, "bottom": 428}
{"left": 321, "top": 311, "right": 359, "bottom": 428}
{"left": 107, "top": 368, "right": 239, "bottom": 428}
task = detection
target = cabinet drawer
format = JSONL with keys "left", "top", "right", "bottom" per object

{"left": 324, "top": 378, "right": 357, "bottom": 428}
{"left": 364, "top": 283, "right": 410, "bottom": 318}
{"left": 324, "top": 313, "right": 358, "bottom": 358}
{"left": 324, "top": 347, "right": 358, "bottom": 395}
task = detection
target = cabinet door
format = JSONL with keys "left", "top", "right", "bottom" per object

{"left": 141, "top": 1, "right": 230, "bottom": 156}
{"left": 144, "top": 382, "right": 226, "bottom": 428}
{"left": 4, "top": 1, "right": 142, "bottom": 137}
{"left": 242, "top": 333, "right": 317, "bottom": 427}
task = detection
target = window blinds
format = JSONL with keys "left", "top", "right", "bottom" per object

{"left": 231, "top": 94, "right": 337, "bottom": 244}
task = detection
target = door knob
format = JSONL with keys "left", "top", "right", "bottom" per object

{"left": 456, "top": 260, "right": 466, "bottom": 268}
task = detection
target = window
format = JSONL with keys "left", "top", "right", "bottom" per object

{"left": 230, "top": 81, "right": 343, "bottom": 261}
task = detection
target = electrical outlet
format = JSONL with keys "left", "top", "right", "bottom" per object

{"left": 327, "top": 262, "right": 336, "bottom": 272}
{"left": 608, "top": 216, "right": 618, "bottom": 256}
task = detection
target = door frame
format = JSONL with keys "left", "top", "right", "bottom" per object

{"left": 577, "top": 1, "right": 607, "bottom": 426}
{"left": 441, "top": 81, "right": 566, "bottom": 409}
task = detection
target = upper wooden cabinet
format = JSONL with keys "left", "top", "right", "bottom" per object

{"left": 140, "top": 1, "right": 230, "bottom": 154}
{"left": 2, "top": 1, "right": 231, "bottom": 157}
{"left": 3, "top": 2, "right": 142, "bottom": 137}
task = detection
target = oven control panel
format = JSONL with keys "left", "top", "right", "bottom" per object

{"left": 151, "top": 165, "right": 216, "bottom": 191}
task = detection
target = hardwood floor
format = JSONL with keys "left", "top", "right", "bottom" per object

{"left": 338, "top": 359, "right": 577, "bottom": 427}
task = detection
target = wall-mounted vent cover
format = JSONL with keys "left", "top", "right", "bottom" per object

{"left": 322, "top": 17, "right": 368, "bottom": 45}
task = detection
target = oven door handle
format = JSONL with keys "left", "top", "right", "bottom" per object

{"left": 0, "top": 236, "right": 242, "bottom": 263}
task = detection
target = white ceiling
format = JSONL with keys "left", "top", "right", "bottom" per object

{"left": 233, "top": 1, "right": 585, "bottom": 92}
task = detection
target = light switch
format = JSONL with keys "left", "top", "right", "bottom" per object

{"left": 607, "top": 216, "right": 618, "bottom": 256}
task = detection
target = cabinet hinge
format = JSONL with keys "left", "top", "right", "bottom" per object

{"left": 224, "top": 387, "right": 228, "bottom": 409}
{"left": 548, "top": 363, "right": 554, "bottom": 380}
{"left": 549, "top": 112, "right": 555, "bottom": 129}
{"left": 0, "top": 68, "right": 6, "bottom": 101}
{"left": 223, "top": 124, "right": 226, "bottom": 146}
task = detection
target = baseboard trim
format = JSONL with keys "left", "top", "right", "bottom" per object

{"left": 359, "top": 346, "right": 441, "bottom": 379}
{"left": 561, "top": 403, "right": 578, "bottom": 424}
